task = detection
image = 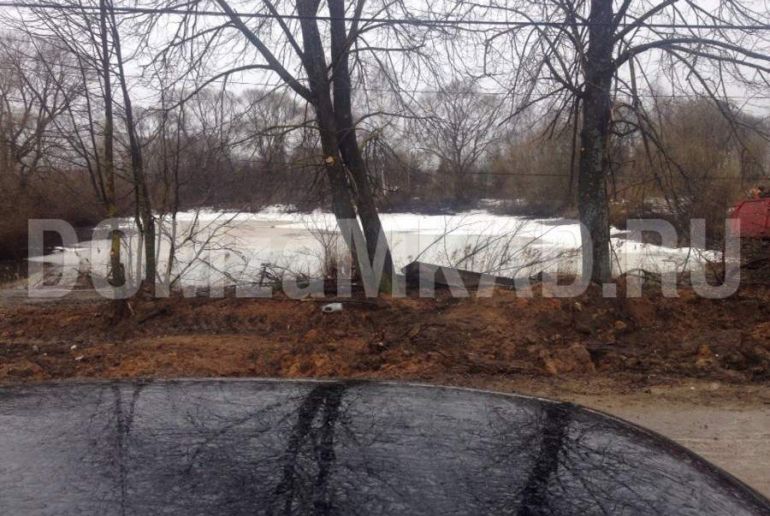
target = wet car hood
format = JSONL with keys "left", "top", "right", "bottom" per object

{"left": 0, "top": 379, "right": 767, "bottom": 515}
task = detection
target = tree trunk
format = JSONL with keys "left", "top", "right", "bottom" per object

{"left": 297, "top": 0, "right": 365, "bottom": 277}
{"left": 318, "top": 119, "right": 363, "bottom": 265}
{"left": 454, "top": 166, "right": 470, "bottom": 206}
{"left": 100, "top": 0, "right": 126, "bottom": 315}
{"left": 328, "top": 0, "right": 394, "bottom": 291}
{"left": 108, "top": 4, "right": 155, "bottom": 292}
{"left": 578, "top": 0, "right": 614, "bottom": 283}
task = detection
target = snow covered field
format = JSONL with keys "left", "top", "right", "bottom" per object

{"left": 27, "top": 206, "right": 718, "bottom": 290}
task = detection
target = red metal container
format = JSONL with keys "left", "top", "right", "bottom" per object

{"left": 731, "top": 199, "right": 770, "bottom": 239}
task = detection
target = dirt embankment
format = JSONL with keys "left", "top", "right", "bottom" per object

{"left": 2, "top": 282, "right": 770, "bottom": 392}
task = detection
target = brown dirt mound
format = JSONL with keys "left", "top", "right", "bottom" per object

{"left": 2, "top": 282, "right": 770, "bottom": 388}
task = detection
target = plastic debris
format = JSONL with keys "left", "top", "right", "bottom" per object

{"left": 321, "top": 303, "right": 343, "bottom": 314}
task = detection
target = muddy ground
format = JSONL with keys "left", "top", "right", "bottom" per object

{"left": 3, "top": 281, "right": 770, "bottom": 384}
{"left": 0, "top": 282, "right": 769, "bottom": 496}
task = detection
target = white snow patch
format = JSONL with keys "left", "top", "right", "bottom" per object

{"left": 26, "top": 206, "right": 719, "bottom": 289}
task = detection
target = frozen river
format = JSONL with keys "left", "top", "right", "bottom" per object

{"left": 28, "top": 206, "right": 717, "bottom": 290}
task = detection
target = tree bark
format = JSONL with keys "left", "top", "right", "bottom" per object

{"left": 328, "top": 0, "right": 395, "bottom": 291}
{"left": 108, "top": 3, "right": 155, "bottom": 292}
{"left": 100, "top": 0, "right": 126, "bottom": 315}
{"left": 297, "top": 0, "right": 364, "bottom": 272}
{"left": 214, "top": 0, "right": 395, "bottom": 294}
{"left": 579, "top": 0, "right": 614, "bottom": 283}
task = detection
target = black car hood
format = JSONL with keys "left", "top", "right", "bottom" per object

{"left": 0, "top": 379, "right": 768, "bottom": 515}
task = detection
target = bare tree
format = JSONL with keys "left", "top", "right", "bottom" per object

{"left": 147, "top": 0, "right": 438, "bottom": 292}
{"left": 0, "top": 34, "right": 79, "bottom": 190}
{"left": 16, "top": 0, "right": 157, "bottom": 295}
{"left": 490, "top": 114, "right": 576, "bottom": 214}
{"left": 14, "top": 1, "right": 129, "bottom": 293}
{"left": 241, "top": 89, "right": 299, "bottom": 173}
{"left": 414, "top": 79, "right": 503, "bottom": 206}
{"left": 622, "top": 97, "right": 769, "bottom": 244}
{"left": 105, "top": 0, "right": 156, "bottom": 291}
{"left": 98, "top": 0, "right": 124, "bottom": 290}
{"left": 481, "top": 0, "right": 770, "bottom": 282}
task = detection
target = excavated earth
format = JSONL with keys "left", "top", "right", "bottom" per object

{"left": 1, "top": 282, "right": 770, "bottom": 387}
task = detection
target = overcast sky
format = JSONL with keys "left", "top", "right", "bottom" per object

{"left": 3, "top": 0, "right": 769, "bottom": 117}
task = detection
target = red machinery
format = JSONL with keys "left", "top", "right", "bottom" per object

{"left": 731, "top": 198, "right": 770, "bottom": 239}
